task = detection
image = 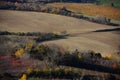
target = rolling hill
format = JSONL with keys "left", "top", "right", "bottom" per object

{"left": 0, "top": 10, "right": 120, "bottom": 56}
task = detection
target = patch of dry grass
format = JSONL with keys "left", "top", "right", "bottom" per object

{"left": 48, "top": 3, "right": 120, "bottom": 21}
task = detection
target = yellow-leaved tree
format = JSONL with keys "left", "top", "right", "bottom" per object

{"left": 25, "top": 42, "right": 33, "bottom": 51}
{"left": 103, "top": 54, "right": 113, "bottom": 59}
{"left": 18, "top": 74, "right": 27, "bottom": 80}
{"left": 15, "top": 48, "right": 24, "bottom": 57}
{"left": 78, "top": 54, "right": 82, "bottom": 59}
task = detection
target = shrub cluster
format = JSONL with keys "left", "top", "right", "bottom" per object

{"left": 27, "top": 68, "right": 80, "bottom": 79}
{"left": 0, "top": 1, "right": 71, "bottom": 15}
{"left": 30, "top": 45, "right": 51, "bottom": 60}
{"left": 0, "top": 31, "right": 67, "bottom": 43}
{"left": 56, "top": 50, "right": 120, "bottom": 74}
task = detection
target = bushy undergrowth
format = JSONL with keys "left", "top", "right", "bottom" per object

{"left": 0, "top": 31, "right": 120, "bottom": 79}
{"left": 0, "top": 31, "right": 68, "bottom": 43}
{"left": 26, "top": 68, "right": 80, "bottom": 79}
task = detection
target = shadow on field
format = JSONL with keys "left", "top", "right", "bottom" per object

{"left": 93, "top": 28, "right": 120, "bottom": 33}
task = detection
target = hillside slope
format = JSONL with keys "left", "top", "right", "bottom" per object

{"left": 48, "top": 3, "right": 120, "bottom": 21}
{"left": 0, "top": 10, "right": 120, "bottom": 55}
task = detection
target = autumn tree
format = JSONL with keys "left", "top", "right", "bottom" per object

{"left": 15, "top": 48, "right": 25, "bottom": 57}
{"left": 19, "top": 74, "right": 27, "bottom": 80}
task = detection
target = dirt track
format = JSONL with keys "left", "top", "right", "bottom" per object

{"left": 0, "top": 10, "right": 120, "bottom": 55}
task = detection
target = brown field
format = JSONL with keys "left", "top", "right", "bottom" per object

{"left": 0, "top": 10, "right": 120, "bottom": 58}
{"left": 48, "top": 3, "right": 120, "bottom": 21}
